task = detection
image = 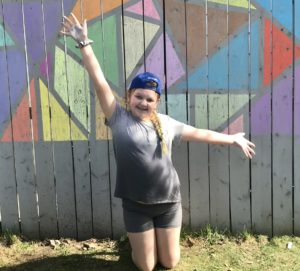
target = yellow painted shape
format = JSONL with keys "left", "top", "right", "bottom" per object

{"left": 54, "top": 46, "right": 90, "bottom": 131}
{"left": 144, "top": 22, "right": 160, "bottom": 51}
{"left": 208, "top": 0, "right": 256, "bottom": 9}
{"left": 95, "top": 90, "right": 125, "bottom": 140}
{"left": 40, "top": 79, "right": 86, "bottom": 141}
{"left": 124, "top": 16, "right": 144, "bottom": 78}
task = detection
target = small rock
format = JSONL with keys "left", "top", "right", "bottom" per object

{"left": 286, "top": 242, "right": 293, "bottom": 249}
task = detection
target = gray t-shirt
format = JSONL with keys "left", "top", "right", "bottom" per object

{"left": 106, "top": 103, "right": 186, "bottom": 204}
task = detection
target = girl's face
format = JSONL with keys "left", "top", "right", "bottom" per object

{"left": 127, "top": 89, "right": 160, "bottom": 121}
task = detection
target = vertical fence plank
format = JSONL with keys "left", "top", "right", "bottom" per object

{"left": 51, "top": 1, "right": 77, "bottom": 239}
{"left": 0, "top": 1, "right": 19, "bottom": 234}
{"left": 186, "top": 0, "right": 210, "bottom": 229}
{"left": 31, "top": 1, "right": 58, "bottom": 239}
{"left": 6, "top": 2, "right": 40, "bottom": 239}
{"left": 251, "top": 8, "right": 272, "bottom": 235}
{"left": 294, "top": 0, "right": 300, "bottom": 236}
{"left": 272, "top": 0, "right": 293, "bottom": 235}
{"left": 107, "top": 0, "right": 128, "bottom": 239}
{"left": 228, "top": 1, "right": 251, "bottom": 232}
{"left": 68, "top": 0, "right": 93, "bottom": 241}
{"left": 207, "top": 2, "right": 230, "bottom": 230}
{"left": 88, "top": 0, "right": 112, "bottom": 238}
{"left": 164, "top": 0, "right": 190, "bottom": 226}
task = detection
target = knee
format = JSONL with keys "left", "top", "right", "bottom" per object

{"left": 159, "top": 253, "right": 180, "bottom": 269}
{"left": 132, "top": 251, "right": 157, "bottom": 271}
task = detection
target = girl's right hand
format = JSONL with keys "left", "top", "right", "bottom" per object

{"left": 60, "top": 13, "right": 88, "bottom": 44}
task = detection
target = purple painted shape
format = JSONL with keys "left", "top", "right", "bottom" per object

{"left": 23, "top": 2, "right": 44, "bottom": 63}
{"left": 141, "top": 34, "right": 164, "bottom": 87}
{"left": 295, "top": 64, "right": 300, "bottom": 135}
{"left": 272, "top": 74, "right": 293, "bottom": 134}
{"left": 2, "top": 1, "right": 76, "bottom": 63}
{"left": 251, "top": 69, "right": 296, "bottom": 136}
{"left": 0, "top": 49, "right": 27, "bottom": 130}
{"left": 251, "top": 91, "right": 271, "bottom": 135}
{"left": 137, "top": 33, "right": 185, "bottom": 89}
{"left": 2, "top": 3, "right": 25, "bottom": 49}
{"left": 0, "top": 51, "right": 11, "bottom": 127}
{"left": 40, "top": 53, "right": 53, "bottom": 78}
{"left": 165, "top": 34, "right": 185, "bottom": 88}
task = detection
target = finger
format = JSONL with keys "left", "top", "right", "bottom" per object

{"left": 70, "top": 12, "right": 81, "bottom": 25}
{"left": 63, "top": 15, "right": 73, "bottom": 25}
{"left": 61, "top": 22, "right": 71, "bottom": 29}
{"left": 60, "top": 30, "right": 69, "bottom": 36}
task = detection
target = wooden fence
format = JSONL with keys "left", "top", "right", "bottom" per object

{"left": 0, "top": 0, "right": 299, "bottom": 240}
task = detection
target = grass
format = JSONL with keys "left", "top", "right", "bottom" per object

{"left": 0, "top": 226, "right": 299, "bottom": 270}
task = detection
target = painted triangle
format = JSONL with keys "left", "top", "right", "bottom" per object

{"left": 0, "top": 23, "right": 14, "bottom": 46}
{"left": 126, "top": 0, "right": 160, "bottom": 20}
{"left": 264, "top": 18, "right": 300, "bottom": 86}
{"left": 39, "top": 79, "right": 86, "bottom": 141}
{"left": 2, "top": 80, "right": 38, "bottom": 142}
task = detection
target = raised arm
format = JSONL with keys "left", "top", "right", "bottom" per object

{"left": 181, "top": 125, "right": 255, "bottom": 159}
{"left": 61, "top": 13, "right": 116, "bottom": 120}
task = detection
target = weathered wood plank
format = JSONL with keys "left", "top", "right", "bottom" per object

{"left": 228, "top": 0, "right": 251, "bottom": 233}
{"left": 5, "top": 2, "right": 39, "bottom": 239}
{"left": 51, "top": 1, "right": 77, "bottom": 238}
{"left": 294, "top": 0, "right": 300, "bottom": 236}
{"left": 186, "top": 0, "right": 210, "bottom": 230}
{"left": 250, "top": 10, "right": 272, "bottom": 235}
{"left": 207, "top": 2, "right": 230, "bottom": 230}
{"left": 32, "top": 1, "right": 58, "bottom": 239}
{"left": 164, "top": 0, "right": 190, "bottom": 227}
{"left": 68, "top": 4, "right": 93, "bottom": 241}
{"left": 108, "top": 0, "right": 126, "bottom": 239}
{"left": 88, "top": 2, "right": 112, "bottom": 239}
{"left": 272, "top": 0, "right": 293, "bottom": 235}
{"left": 0, "top": 3, "right": 19, "bottom": 233}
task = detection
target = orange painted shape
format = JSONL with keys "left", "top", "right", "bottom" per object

{"left": 71, "top": 0, "right": 130, "bottom": 21}
{"left": 264, "top": 18, "right": 300, "bottom": 86}
{"left": 2, "top": 80, "right": 38, "bottom": 142}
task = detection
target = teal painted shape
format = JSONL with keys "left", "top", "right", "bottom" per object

{"left": 0, "top": 23, "right": 14, "bottom": 46}
{"left": 253, "top": 0, "right": 298, "bottom": 39}
{"left": 178, "top": 20, "right": 260, "bottom": 92}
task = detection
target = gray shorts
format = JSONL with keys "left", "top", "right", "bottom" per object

{"left": 122, "top": 199, "right": 182, "bottom": 233}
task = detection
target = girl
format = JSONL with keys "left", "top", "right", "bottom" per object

{"left": 62, "top": 13, "right": 255, "bottom": 271}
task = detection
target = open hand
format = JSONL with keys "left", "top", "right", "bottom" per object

{"left": 232, "top": 133, "right": 256, "bottom": 159}
{"left": 60, "top": 13, "right": 88, "bottom": 43}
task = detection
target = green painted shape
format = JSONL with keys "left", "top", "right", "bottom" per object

{"left": 208, "top": 0, "right": 256, "bottom": 9}
{"left": 89, "top": 15, "right": 119, "bottom": 86}
{"left": 207, "top": 94, "right": 250, "bottom": 130}
{"left": 0, "top": 23, "right": 14, "bottom": 46}
{"left": 54, "top": 46, "right": 90, "bottom": 131}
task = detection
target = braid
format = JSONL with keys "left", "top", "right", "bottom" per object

{"left": 150, "top": 111, "right": 168, "bottom": 155}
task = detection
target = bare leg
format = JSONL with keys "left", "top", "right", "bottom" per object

{"left": 156, "top": 227, "right": 181, "bottom": 269}
{"left": 127, "top": 229, "right": 157, "bottom": 271}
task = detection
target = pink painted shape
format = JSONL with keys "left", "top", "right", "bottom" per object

{"left": 126, "top": 0, "right": 160, "bottom": 20}
{"left": 137, "top": 33, "right": 185, "bottom": 89}
{"left": 222, "top": 115, "right": 244, "bottom": 135}
{"left": 40, "top": 53, "right": 52, "bottom": 78}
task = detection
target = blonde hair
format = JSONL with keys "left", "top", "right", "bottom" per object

{"left": 150, "top": 111, "right": 168, "bottom": 155}
{"left": 126, "top": 89, "right": 168, "bottom": 155}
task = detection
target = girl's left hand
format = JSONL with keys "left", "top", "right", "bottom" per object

{"left": 232, "top": 133, "right": 256, "bottom": 159}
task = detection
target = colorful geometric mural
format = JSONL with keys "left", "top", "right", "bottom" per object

{"left": 0, "top": 0, "right": 300, "bottom": 239}
{"left": 0, "top": 0, "right": 299, "bottom": 142}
